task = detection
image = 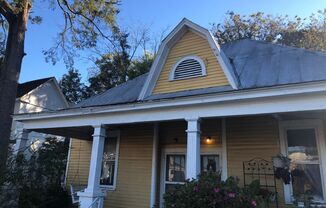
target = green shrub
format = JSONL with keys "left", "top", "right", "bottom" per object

{"left": 164, "top": 172, "right": 270, "bottom": 208}
{"left": 0, "top": 138, "right": 72, "bottom": 208}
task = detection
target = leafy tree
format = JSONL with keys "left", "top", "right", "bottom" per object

{"left": 86, "top": 31, "right": 153, "bottom": 96}
{"left": 128, "top": 52, "right": 153, "bottom": 80}
{"left": 212, "top": 10, "right": 326, "bottom": 52}
{"left": 0, "top": 137, "right": 71, "bottom": 208}
{"left": 59, "top": 68, "right": 87, "bottom": 104}
{"left": 0, "top": 0, "right": 120, "bottom": 179}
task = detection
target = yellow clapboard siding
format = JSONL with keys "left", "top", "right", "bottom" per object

{"left": 105, "top": 124, "right": 153, "bottom": 208}
{"left": 65, "top": 124, "right": 154, "bottom": 208}
{"left": 226, "top": 116, "right": 286, "bottom": 206}
{"left": 66, "top": 139, "right": 92, "bottom": 185}
{"left": 153, "top": 31, "right": 229, "bottom": 94}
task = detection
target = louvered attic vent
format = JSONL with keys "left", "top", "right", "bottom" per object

{"left": 170, "top": 56, "right": 206, "bottom": 81}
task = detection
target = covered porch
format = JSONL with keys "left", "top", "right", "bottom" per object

{"left": 13, "top": 82, "right": 326, "bottom": 208}
{"left": 14, "top": 110, "right": 326, "bottom": 208}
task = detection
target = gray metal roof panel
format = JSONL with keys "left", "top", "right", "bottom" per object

{"left": 73, "top": 73, "right": 148, "bottom": 108}
{"left": 221, "top": 39, "right": 326, "bottom": 89}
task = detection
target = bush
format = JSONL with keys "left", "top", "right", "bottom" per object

{"left": 164, "top": 172, "right": 270, "bottom": 208}
{"left": 0, "top": 138, "right": 72, "bottom": 208}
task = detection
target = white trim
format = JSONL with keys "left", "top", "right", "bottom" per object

{"left": 100, "top": 130, "right": 120, "bottom": 191}
{"left": 208, "top": 32, "right": 238, "bottom": 89}
{"left": 221, "top": 118, "right": 228, "bottom": 180}
{"left": 168, "top": 55, "right": 206, "bottom": 81}
{"left": 279, "top": 119, "right": 326, "bottom": 204}
{"left": 150, "top": 123, "right": 159, "bottom": 207}
{"left": 64, "top": 137, "right": 72, "bottom": 186}
{"left": 138, "top": 18, "right": 238, "bottom": 100}
{"left": 14, "top": 80, "right": 326, "bottom": 126}
{"left": 16, "top": 85, "right": 326, "bottom": 132}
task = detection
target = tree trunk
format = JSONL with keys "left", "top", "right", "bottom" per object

{"left": 0, "top": 4, "right": 30, "bottom": 181}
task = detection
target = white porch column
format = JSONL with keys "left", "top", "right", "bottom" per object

{"left": 78, "top": 125, "right": 106, "bottom": 208}
{"left": 186, "top": 118, "right": 201, "bottom": 179}
{"left": 221, "top": 118, "right": 228, "bottom": 180}
{"left": 14, "top": 128, "right": 29, "bottom": 155}
{"left": 150, "top": 123, "right": 159, "bottom": 207}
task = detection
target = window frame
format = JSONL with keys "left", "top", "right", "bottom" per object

{"left": 279, "top": 119, "right": 326, "bottom": 204}
{"left": 100, "top": 130, "right": 120, "bottom": 191}
{"left": 169, "top": 55, "right": 207, "bottom": 81}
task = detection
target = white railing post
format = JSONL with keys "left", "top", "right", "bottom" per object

{"left": 186, "top": 118, "right": 201, "bottom": 179}
{"left": 78, "top": 125, "right": 106, "bottom": 208}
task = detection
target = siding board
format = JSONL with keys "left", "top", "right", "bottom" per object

{"left": 153, "top": 31, "right": 229, "bottom": 94}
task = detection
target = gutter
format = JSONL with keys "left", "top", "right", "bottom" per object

{"left": 13, "top": 80, "right": 326, "bottom": 122}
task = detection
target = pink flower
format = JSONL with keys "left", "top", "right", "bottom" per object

{"left": 193, "top": 186, "right": 199, "bottom": 192}
{"left": 227, "top": 192, "right": 236, "bottom": 198}
{"left": 213, "top": 187, "right": 220, "bottom": 193}
{"left": 251, "top": 200, "right": 257, "bottom": 207}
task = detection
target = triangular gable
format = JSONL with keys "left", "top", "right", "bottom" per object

{"left": 138, "top": 18, "right": 238, "bottom": 100}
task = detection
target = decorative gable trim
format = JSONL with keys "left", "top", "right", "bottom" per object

{"left": 138, "top": 18, "right": 238, "bottom": 100}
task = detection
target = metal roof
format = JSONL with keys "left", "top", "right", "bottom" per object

{"left": 72, "top": 39, "right": 326, "bottom": 108}
{"left": 74, "top": 73, "right": 148, "bottom": 108}
{"left": 222, "top": 39, "right": 326, "bottom": 89}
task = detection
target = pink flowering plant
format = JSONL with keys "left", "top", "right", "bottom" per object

{"left": 163, "top": 172, "right": 270, "bottom": 208}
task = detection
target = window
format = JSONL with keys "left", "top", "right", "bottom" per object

{"left": 201, "top": 155, "right": 220, "bottom": 173}
{"left": 280, "top": 120, "right": 326, "bottom": 204}
{"left": 164, "top": 154, "right": 186, "bottom": 192}
{"left": 287, "top": 129, "right": 323, "bottom": 201}
{"left": 100, "top": 132, "right": 120, "bottom": 189}
{"left": 169, "top": 55, "right": 206, "bottom": 81}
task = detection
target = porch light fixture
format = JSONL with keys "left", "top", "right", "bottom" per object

{"left": 204, "top": 136, "right": 212, "bottom": 144}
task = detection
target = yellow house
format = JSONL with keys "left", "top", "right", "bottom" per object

{"left": 14, "top": 19, "right": 326, "bottom": 208}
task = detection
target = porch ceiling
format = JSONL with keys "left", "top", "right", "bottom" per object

{"left": 31, "top": 126, "right": 93, "bottom": 140}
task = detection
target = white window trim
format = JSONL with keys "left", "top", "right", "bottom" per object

{"left": 168, "top": 55, "right": 207, "bottom": 81}
{"left": 100, "top": 130, "right": 120, "bottom": 191}
{"left": 279, "top": 119, "right": 326, "bottom": 204}
{"left": 159, "top": 146, "right": 223, "bottom": 207}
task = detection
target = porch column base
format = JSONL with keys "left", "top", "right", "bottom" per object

{"left": 77, "top": 190, "right": 106, "bottom": 208}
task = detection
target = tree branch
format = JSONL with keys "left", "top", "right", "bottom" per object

{"left": 60, "top": 0, "right": 115, "bottom": 45}
{"left": 0, "top": 0, "right": 15, "bottom": 21}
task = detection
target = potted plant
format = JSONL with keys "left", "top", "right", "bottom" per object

{"left": 272, "top": 154, "right": 292, "bottom": 184}
{"left": 272, "top": 154, "right": 291, "bottom": 168}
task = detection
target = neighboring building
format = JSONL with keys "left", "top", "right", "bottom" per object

{"left": 11, "top": 77, "right": 68, "bottom": 155}
{"left": 13, "top": 19, "right": 326, "bottom": 208}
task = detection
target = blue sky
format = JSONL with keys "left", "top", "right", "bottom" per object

{"left": 20, "top": 0, "right": 326, "bottom": 83}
